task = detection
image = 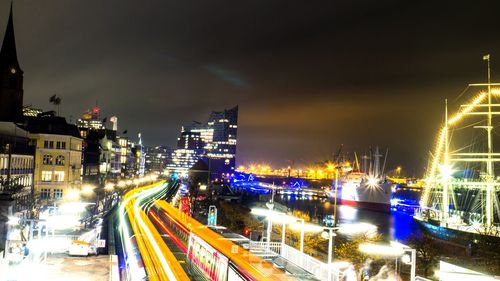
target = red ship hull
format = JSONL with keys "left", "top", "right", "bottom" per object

{"left": 341, "top": 199, "right": 391, "bottom": 213}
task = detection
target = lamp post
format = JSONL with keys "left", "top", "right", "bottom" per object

{"left": 390, "top": 241, "right": 416, "bottom": 281}
{"left": 321, "top": 227, "right": 338, "bottom": 281}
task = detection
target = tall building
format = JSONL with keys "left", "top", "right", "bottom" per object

{"left": 168, "top": 106, "right": 238, "bottom": 179}
{"left": 144, "top": 146, "right": 171, "bottom": 173}
{"left": 167, "top": 132, "right": 204, "bottom": 173}
{"left": 0, "top": 5, "right": 23, "bottom": 122}
{"left": 205, "top": 106, "right": 238, "bottom": 178}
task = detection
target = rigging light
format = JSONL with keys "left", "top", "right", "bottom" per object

{"left": 439, "top": 164, "right": 454, "bottom": 182}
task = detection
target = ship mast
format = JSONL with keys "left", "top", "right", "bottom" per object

{"left": 443, "top": 99, "right": 450, "bottom": 222}
{"left": 485, "top": 54, "right": 494, "bottom": 227}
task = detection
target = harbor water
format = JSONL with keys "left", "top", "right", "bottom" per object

{"left": 276, "top": 194, "right": 421, "bottom": 242}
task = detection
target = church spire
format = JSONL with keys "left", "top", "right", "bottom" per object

{"left": 0, "top": 2, "right": 24, "bottom": 122}
{"left": 0, "top": 2, "right": 22, "bottom": 73}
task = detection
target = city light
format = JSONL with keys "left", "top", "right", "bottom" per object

{"left": 105, "top": 183, "right": 114, "bottom": 191}
{"left": 366, "top": 176, "right": 379, "bottom": 188}
{"left": 358, "top": 243, "right": 404, "bottom": 257}
{"left": 289, "top": 221, "right": 325, "bottom": 233}
{"left": 7, "top": 216, "right": 20, "bottom": 225}
{"left": 66, "top": 189, "right": 80, "bottom": 200}
{"left": 337, "top": 222, "right": 377, "bottom": 237}
{"left": 81, "top": 184, "right": 95, "bottom": 195}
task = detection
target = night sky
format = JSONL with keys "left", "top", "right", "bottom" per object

{"left": 4, "top": 0, "right": 500, "bottom": 175}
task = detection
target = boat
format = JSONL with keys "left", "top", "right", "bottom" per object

{"left": 414, "top": 55, "right": 500, "bottom": 251}
{"left": 390, "top": 180, "right": 423, "bottom": 213}
{"left": 337, "top": 147, "right": 392, "bottom": 212}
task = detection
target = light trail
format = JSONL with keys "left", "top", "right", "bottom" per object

{"left": 155, "top": 200, "right": 296, "bottom": 281}
{"left": 119, "top": 181, "right": 190, "bottom": 281}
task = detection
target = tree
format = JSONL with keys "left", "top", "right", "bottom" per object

{"left": 334, "top": 233, "right": 383, "bottom": 268}
{"left": 49, "top": 94, "right": 62, "bottom": 115}
{"left": 408, "top": 234, "right": 439, "bottom": 277}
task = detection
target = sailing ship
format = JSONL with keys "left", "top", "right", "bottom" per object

{"left": 414, "top": 55, "right": 500, "bottom": 251}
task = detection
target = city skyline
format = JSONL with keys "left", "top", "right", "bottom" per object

{"left": 4, "top": 1, "right": 500, "bottom": 172}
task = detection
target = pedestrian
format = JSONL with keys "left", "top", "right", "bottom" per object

{"left": 22, "top": 243, "right": 29, "bottom": 259}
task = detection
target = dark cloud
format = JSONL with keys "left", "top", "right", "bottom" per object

{"left": 3, "top": 0, "right": 500, "bottom": 175}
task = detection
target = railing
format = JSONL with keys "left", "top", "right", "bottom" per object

{"left": 248, "top": 241, "right": 282, "bottom": 255}
{"left": 280, "top": 243, "right": 341, "bottom": 281}
{"left": 248, "top": 241, "right": 342, "bottom": 281}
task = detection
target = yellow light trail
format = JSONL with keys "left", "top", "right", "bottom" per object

{"left": 156, "top": 200, "right": 296, "bottom": 281}
{"left": 122, "top": 181, "right": 190, "bottom": 281}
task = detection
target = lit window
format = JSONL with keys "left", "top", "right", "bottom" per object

{"left": 41, "top": 188, "right": 51, "bottom": 199}
{"left": 54, "top": 171, "right": 65, "bottom": 182}
{"left": 41, "top": 171, "right": 52, "bottom": 182}
{"left": 55, "top": 155, "right": 65, "bottom": 165}
{"left": 53, "top": 189, "right": 63, "bottom": 199}
{"left": 43, "top": 155, "right": 53, "bottom": 165}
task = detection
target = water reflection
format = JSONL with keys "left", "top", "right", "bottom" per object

{"left": 275, "top": 195, "right": 421, "bottom": 242}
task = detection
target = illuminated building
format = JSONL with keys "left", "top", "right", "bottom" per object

{"left": 77, "top": 106, "right": 122, "bottom": 183}
{"left": 144, "top": 145, "right": 171, "bottom": 173}
{"left": 76, "top": 105, "right": 105, "bottom": 139}
{"left": 23, "top": 112, "right": 83, "bottom": 205}
{"left": 177, "top": 106, "right": 239, "bottom": 180}
{"left": 135, "top": 133, "right": 145, "bottom": 177}
{"left": 0, "top": 5, "right": 23, "bottom": 123}
{"left": 167, "top": 132, "right": 203, "bottom": 173}
{"left": 205, "top": 106, "right": 238, "bottom": 179}
{"left": 22, "top": 106, "right": 43, "bottom": 117}
{"left": 0, "top": 122, "right": 35, "bottom": 211}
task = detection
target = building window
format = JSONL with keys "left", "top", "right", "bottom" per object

{"left": 44, "top": 141, "right": 49, "bottom": 148}
{"left": 55, "top": 155, "right": 65, "bottom": 165}
{"left": 41, "top": 171, "right": 52, "bottom": 182}
{"left": 49, "top": 141, "right": 54, "bottom": 149}
{"left": 61, "top": 142, "right": 66, "bottom": 149}
{"left": 56, "top": 141, "right": 61, "bottom": 149}
{"left": 53, "top": 189, "right": 63, "bottom": 199}
{"left": 53, "top": 171, "right": 65, "bottom": 182}
{"left": 41, "top": 188, "right": 50, "bottom": 199}
{"left": 42, "top": 155, "right": 53, "bottom": 165}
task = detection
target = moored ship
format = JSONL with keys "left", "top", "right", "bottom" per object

{"left": 337, "top": 147, "right": 392, "bottom": 212}
{"left": 414, "top": 55, "right": 500, "bottom": 251}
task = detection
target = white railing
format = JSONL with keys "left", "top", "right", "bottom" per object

{"left": 248, "top": 241, "right": 282, "bottom": 255}
{"left": 248, "top": 241, "right": 342, "bottom": 281}
{"left": 280, "top": 243, "right": 341, "bottom": 281}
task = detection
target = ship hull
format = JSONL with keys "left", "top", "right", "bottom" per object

{"left": 340, "top": 198, "right": 390, "bottom": 212}
{"left": 338, "top": 180, "right": 392, "bottom": 213}
{"left": 415, "top": 218, "right": 500, "bottom": 252}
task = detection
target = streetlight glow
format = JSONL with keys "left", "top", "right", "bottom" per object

{"left": 358, "top": 243, "right": 405, "bottom": 257}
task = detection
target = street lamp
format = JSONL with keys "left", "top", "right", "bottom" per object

{"left": 288, "top": 219, "right": 323, "bottom": 253}
{"left": 81, "top": 184, "right": 95, "bottom": 195}
{"left": 390, "top": 241, "right": 416, "bottom": 281}
{"left": 321, "top": 227, "right": 338, "bottom": 281}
